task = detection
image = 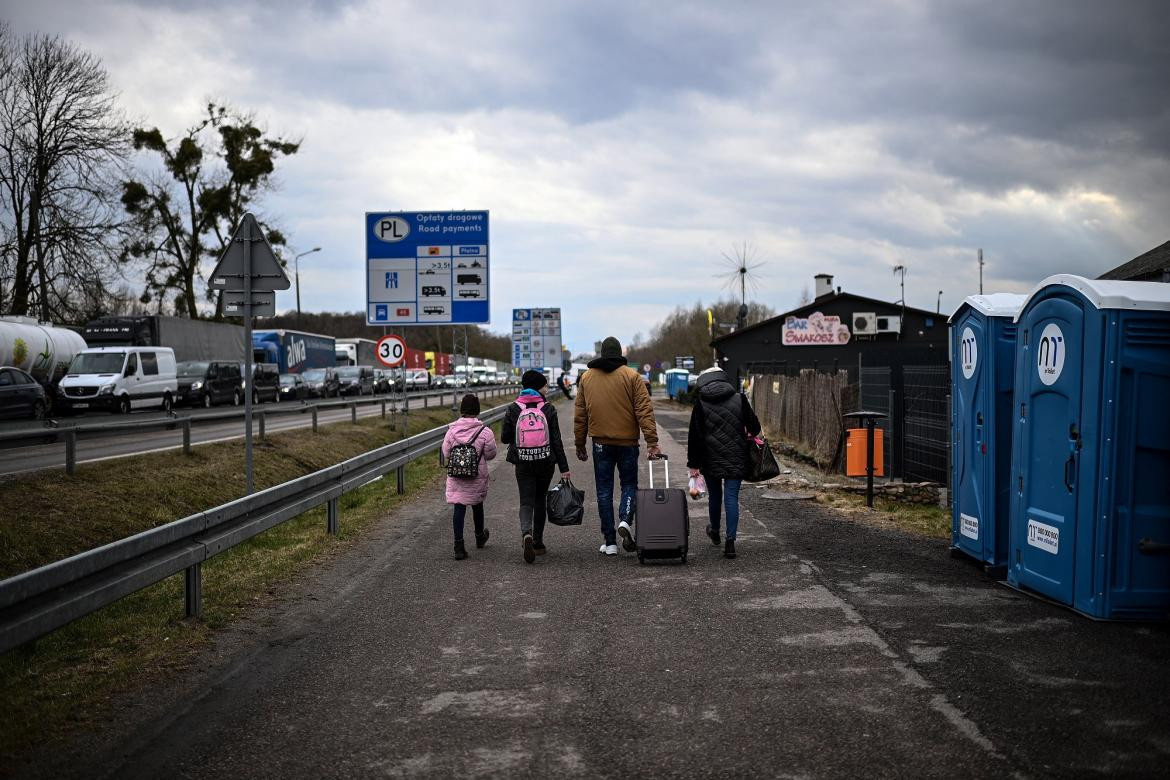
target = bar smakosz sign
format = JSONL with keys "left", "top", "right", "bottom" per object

{"left": 781, "top": 312, "right": 852, "bottom": 346}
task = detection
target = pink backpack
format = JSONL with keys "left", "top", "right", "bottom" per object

{"left": 515, "top": 397, "right": 551, "bottom": 461}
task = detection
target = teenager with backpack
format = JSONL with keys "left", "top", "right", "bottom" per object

{"left": 441, "top": 393, "right": 498, "bottom": 560}
{"left": 685, "top": 367, "right": 762, "bottom": 559}
{"left": 501, "top": 370, "right": 571, "bottom": 564}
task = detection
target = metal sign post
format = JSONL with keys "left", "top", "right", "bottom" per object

{"left": 210, "top": 213, "right": 290, "bottom": 494}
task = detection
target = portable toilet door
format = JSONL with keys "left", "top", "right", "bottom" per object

{"left": 949, "top": 294, "right": 1026, "bottom": 570}
{"left": 1008, "top": 275, "right": 1170, "bottom": 619}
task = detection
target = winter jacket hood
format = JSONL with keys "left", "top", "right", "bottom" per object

{"left": 696, "top": 369, "right": 737, "bottom": 402}
{"left": 586, "top": 356, "right": 628, "bottom": 373}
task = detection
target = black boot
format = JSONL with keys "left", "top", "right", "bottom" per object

{"left": 724, "top": 539, "right": 736, "bottom": 559}
{"left": 454, "top": 540, "right": 468, "bottom": 560}
{"left": 706, "top": 524, "right": 721, "bottom": 546}
{"left": 475, "top": 528, "right": 490, "bottom": 548}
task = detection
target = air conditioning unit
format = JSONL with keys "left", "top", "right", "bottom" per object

{"left": 876, "top": 315, "right": 902, "bottom": 334}
{"left": 852, "top": 312, "right": 877, "bottom": 335}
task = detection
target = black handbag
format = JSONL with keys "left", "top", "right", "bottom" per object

{"left": 746, "top": 436, "right": 781, "bottom": 482}
{"left": 446, "top": 425, "right": 486, "bottom": 478}
{"left": 546, "top": 478, "right": 585, "bottom": 526}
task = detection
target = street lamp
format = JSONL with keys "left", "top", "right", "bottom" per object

{"left": 293, "top": 247, "right": 321, "bottom": 325}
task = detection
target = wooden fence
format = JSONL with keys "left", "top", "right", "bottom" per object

{"left": 749, "top": 371, "right": 854, "bottom": 469}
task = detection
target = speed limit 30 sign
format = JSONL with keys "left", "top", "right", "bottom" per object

{"left": 376, "top": 335, "right": 407, "bottom": 367}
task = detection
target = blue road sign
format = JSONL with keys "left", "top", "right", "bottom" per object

{"left": 365, "top": 211, "right": 490, "bottom": 325}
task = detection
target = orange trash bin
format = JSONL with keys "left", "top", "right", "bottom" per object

{"left": 845, "top": 427, "right": 884, "bottom": 477}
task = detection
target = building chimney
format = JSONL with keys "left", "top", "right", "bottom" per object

{"left": 814, "top": 274, "right": 835, "bottom": 299}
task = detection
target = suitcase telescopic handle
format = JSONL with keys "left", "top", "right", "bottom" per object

{"left": 648, "top": 453, "right": 669, "bottom": 488}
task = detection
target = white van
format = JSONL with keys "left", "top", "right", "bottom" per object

{"left": 57, "top": 346, "right": 178, "bottom": 415}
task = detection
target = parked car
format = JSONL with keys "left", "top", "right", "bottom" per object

{"left": 0, "top": 366, "right": 48, "bottom": 420}
{"left": 278, "top": 373, "right": 308, "bottom": 401}
{"left": 337, "top": 365, "right": 375, "bottom": 396}
{"left": 239, "top": 361, "right": 280, "bottom": 404}
{"left": 372, "top": 368, "right": 391, "bottom": 394}
{"left": 301, "top": 367, "right": 341, "bottom": 398}
{"left": 57, "top": 347, "right": 178, "bottom": 414}
{"left": 404, "top": 369, "right": 431, "bottom": 391}
{"left": 176, "top": 360, "right": 243, "bottom": 408}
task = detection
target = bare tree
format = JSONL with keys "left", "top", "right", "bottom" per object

{"left": 121, "top": 103, "right": 299, "bottom": 318}
{"left": 797, "top": 284, "right": 812, "bottom": 306}
{"left": 0, "top": 23, "right": 129, "bottom": 322}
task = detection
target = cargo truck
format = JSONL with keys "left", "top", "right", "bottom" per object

{"left": 335, "top": 338, "right": 377, "bottom": 367}
{"left": 82, "top": 315, "right": 246, "bottom": 364}
{"left": 252, "top": 330, "right": 336, "bottom": 374}
{"left": 0, "top": 316, "right": 88, "bottom": 385}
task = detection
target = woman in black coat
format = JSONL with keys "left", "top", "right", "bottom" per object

{"left": 686, "top": 368, "right": 761, "bottom": 559}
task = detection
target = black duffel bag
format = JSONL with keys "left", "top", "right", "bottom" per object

{"left": 745, "top": 436, "right": 781, "bottom": 482}
{"left": 546, "top": 478, "right": 585, "bottom": 526}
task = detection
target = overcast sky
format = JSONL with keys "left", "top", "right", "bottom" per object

{"left": 7, "top": 0, "right": 1169, "bottom": 353}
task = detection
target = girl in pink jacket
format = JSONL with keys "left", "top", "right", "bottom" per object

{"left": 441, "top": 394, "right": 498, "bottom": 560}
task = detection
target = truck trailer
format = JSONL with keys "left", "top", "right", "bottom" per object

{"left": 82, "top": 315, "right": 246, "bottom": 364}
{"left": 252, "top": 330, "right": 336, "bottom": 374}
{"left": 0, "top": 316, "right": 88, "bottom": 385}
{"left": 335, "top": 338, "right": 377, "bottom": 367}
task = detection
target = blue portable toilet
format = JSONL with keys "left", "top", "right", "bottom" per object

{"left": 665, "top": 368, "right": 690, "bottom": 399}
{"left": 1007, "top": 275, "right": 1170, "bottom": 620}
{"left": 949, "top": 293, "right": 1027, "bottom": 571}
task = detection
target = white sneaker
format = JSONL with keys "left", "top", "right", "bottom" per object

{"left": 598, "top": 543, "right": 619, "bottom": 555}
{"left": 617, "top": 521, "right": 636, "bottom": 552}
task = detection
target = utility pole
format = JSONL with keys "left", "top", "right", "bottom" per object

{"left": 978, "top": 248, "right": 984, "bottom": 295}
{"left": 294, "top": 247, "right": 321, "bottom": 327}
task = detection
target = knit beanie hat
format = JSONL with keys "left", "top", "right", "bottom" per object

{"left": 521, "top": 369, "right": 547, "bottom": 390}
{"left": 459, "top": 393, "right": 480, "bottom": 415}
{"left": 600, "top": 336, "right": 622, "bottom": 358}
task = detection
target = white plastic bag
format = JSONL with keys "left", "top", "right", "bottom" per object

{"left": 688, "top": 474, "right": 708, "bottom": 501}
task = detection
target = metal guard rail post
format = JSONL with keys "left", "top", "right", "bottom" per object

{"left": 0, "top": 394, "right": 561, "bottom": 654}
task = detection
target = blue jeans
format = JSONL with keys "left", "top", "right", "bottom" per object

{"left": 705, "top": 476, "right": 742, "bottom": 541}
{"left": 593, "top": 443, "right": 639, "bottom": 545}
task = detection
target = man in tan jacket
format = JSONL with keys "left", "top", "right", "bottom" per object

{"left": 574, "top": 336, "right": 661, "bottom": 555}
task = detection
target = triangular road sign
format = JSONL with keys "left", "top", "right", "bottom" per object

{"left": 209, "top": 213, "right": 291, "bottom": 291}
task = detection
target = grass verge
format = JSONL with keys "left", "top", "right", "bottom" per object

{"left": 0, "top": 400, "right": 513, "bottom": 768}
{"left": 814, "top": 490, "right": 951, "bottom": 539}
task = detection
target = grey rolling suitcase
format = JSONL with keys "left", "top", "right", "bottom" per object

{"left": 635, "top": 455, "right": 689, "bottom": 564}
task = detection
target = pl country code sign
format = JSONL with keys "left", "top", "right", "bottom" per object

{"left": 365, "top": 211, "right": 490, "bottom": 325}
{"left": 513, "top": 308, "right": 562, "bottom": 368}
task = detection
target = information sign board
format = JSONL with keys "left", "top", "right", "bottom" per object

{"left": 365, "top": 211, "right": 489, "bottom": 325}
{"left": 512, "top": 308, "right": 562, "bottom": 368}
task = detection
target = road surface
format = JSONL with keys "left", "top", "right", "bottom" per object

{"left": 15, "top": 404, "right": 1170, "bottom": 778}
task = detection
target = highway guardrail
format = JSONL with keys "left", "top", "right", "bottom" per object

{"left": 0, "top": 384, "right": 521, "bottom": 475}
{"left": 0, "top": 389, "right": 561, "bottom": 654}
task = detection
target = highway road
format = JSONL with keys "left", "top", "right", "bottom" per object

{"left": 0, "top": 385, "right": 516, "bottom": 477}
{"left": 16, "top": 405, "right": 1169, "bottom": 779}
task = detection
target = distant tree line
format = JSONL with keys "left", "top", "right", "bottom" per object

{"left": 624, "top": 299, "right": 775, "bottom": 372}
{"left": 0, "top": 23, "right": 298, "bottom": 325}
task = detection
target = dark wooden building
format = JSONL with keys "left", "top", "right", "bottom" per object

{"left": 715, "top": 274, "right": 951, "bottom": 483}
{"left": 1098, "top": 239, "right": 1170, "bottom": 283}
{"left": 714, "top": 274, "right": 948, "bottom": 383}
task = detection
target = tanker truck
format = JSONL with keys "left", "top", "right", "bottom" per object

{"left": 0, "top": 316, "right": 88, "bottom": 385}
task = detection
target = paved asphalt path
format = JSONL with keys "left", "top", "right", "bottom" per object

{"left": 19, "top": 403, "right": 1170, "bottom": 778}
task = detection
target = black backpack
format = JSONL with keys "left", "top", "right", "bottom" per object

{"left": 447, "top": 425, "right": 487, "bottom": 478}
